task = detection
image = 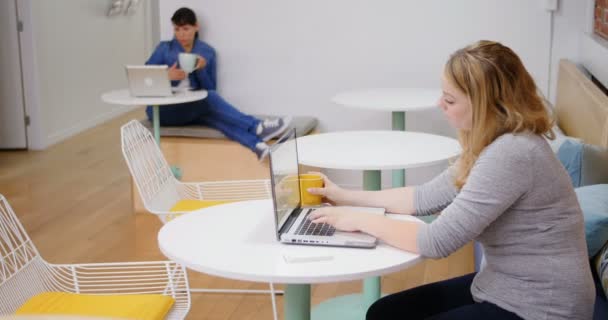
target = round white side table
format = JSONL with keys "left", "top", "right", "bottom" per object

{"left": 296, "top": 130, "right": 460, "bottom": 318}
{"left": 101, "top": 89, "right": 207, "bottom": 178}
{"left": 101, "top": 89, "right": 207, "bottom": 145}
{"left": 158, "top": 199, "right": 423, "bottom": 320}
{"left": 332, "top": 88, "right": 442, "bottom": 187}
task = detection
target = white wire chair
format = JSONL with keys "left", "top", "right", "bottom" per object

{"left": 120, "top": 120, "right": 282, "bottom": 312}
{"left": 121, "top": 120, "right": 273, "bottom": 225}
{"left": 0, "top": 194, "right": 191, "bottom": 319}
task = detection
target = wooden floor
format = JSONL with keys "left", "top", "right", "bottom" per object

{"left": 0, "top": 109, "right": 473, "bottom": 319}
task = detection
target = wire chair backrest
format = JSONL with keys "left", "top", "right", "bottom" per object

{"left": 182, "top": 180, "right": 272, "bottom": 201}
{"left": 0, "top": 195, "right": 53, "bottom": 313}
{"left": 121, "top": 120, "right": 180, "bottom": 213}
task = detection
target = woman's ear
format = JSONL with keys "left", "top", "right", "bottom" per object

{"left": 195, "top": 23, "right": 201, "bottom": 38}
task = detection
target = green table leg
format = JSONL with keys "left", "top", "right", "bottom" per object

{"left": 363, "top": 170, "right": 381, "bottom": 191}
{"left": 392, "top": 111, "right": 406, "bottom": 188}
{"left": 363, "top": 277, "right": 381, "bottom": 309}
{"left": 285, "top": 284, "right": 310, "bottom": 320}
{"left": 152, "top": 105, "right": 161, "bottom": 145}
{"left": 362, "top": 169, "right": 382, "bottom": 305}
{"left": 311, "top": 171, "right": 383, "bottom": 319}
{"left": 152, "top": 105, "right": 182, "bottom": 180}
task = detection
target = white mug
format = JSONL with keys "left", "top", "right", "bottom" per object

{"left": 178, "top": 53, "right": 197, "bottom": 73}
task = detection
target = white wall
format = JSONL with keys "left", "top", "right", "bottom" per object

{"left": 20, "top": 0, "right": 152, "bottom": 149}
{"left": 157, "top": 0, "right": 558, "bottom": 187}
{"left": 548, "top": 0, "right": 589, "bottom": 104}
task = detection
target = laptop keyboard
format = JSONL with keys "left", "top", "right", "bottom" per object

{"left": 295, "top": 210, "right": 336, "bottom": 236}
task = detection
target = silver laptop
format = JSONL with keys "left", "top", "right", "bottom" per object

{"left": 269, "top": 129, "right": 384, "bottom": 248}
{"left": 125, "top": 65, "right": 173, "bottom": 97}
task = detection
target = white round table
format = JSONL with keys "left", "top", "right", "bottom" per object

{"left": 158, "top": 199, "right": 422, "bottom": 320}
{"left": 101, "top": 89, "right": 207, "bottom": 145}
{"left": 296, "top": 130, "right": 460, "bottom": 317}
{"left": 332, "top": 88, "right": 442, "bottom": 187}
{"left": 297, "top": 131, "right": 459, "bottom": 171}
{"left": 101, "top": 89, "right": 207, "bottom": 178}
{"left": 332, "top": 88, "right": 441, "bottom": 114}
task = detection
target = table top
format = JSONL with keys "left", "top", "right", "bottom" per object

{"left": 296, "top": 131, "right": 460, "bottom": 170}
{"left": 158, "top": 199, "right": 422, "bottom": 284}
{"left": 332, "top": 88, "right": 442, "bottom": 112}
{"left": 101, "top": 89, "right": 207, "bottom": 106}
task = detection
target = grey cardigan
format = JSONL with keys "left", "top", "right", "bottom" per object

{"left": 415, "top": 133, "right": 595, "bottom": 320}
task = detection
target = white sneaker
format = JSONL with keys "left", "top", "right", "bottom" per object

{"left": 254, "top": 142, "right": 270, "bottom": 161}
{"left": 256, "top": 116, "right": 292, "bottom": 142}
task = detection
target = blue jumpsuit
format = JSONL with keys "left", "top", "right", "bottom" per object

{"left": 145, "top": 38, "right": 262, "bottom": 150}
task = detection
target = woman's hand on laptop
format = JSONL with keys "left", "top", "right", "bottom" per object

{"left": 308, "top": 207, "right": 377, "bottom": 232}
{"left": 306, "top": 172, "right": 348, "bottom": 206}
{"left": 168, "top": 62, "right": 186, "bottom": 81}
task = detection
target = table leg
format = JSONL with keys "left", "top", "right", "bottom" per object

{"left": 363, "top": 277, "right": 381, "bottom": 307}
{"left": 152, "top": 105, "right": 183, "bottom": 180}
{"left": 310, "top": 170, "right": 383, "bottom": 319}
{"left": 363, "top": 170, "right": 381, "bottom": 190}
{"left": 392, "top": 111, "right": 406, "bottom": 188}
{"left": 285, "top": 284, "right": 310, "bottom": 320}
{"left": 362, "top": 169, "right": 382, "bottom": 305}
{"left": 152, "top": 105, "right": 161, "bottom": 145}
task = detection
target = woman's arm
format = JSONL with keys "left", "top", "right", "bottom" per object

{"left": 146, "top": 43, "right": 167, "bottom": 65}
{"left": 414, "top": 166, "right": 459, "bottom": 216}
{"left": 417, "top": 138, "right": 534, "bottom": 258}
{"left": 309, "top": 208, "right": 421, "bottom": 253}
{"left": 194, "top": 51, "right": 217, "bottom": 90}
{"left": 309, "top": 166, "right": 457, "bottom": 215}
{"left": 361, "top": 216, "right": 421, "bottom": 253}
{"left": 336, "top": 187, "right": 416, "bottom": 215}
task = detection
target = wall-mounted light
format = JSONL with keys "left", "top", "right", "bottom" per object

{"left": 107, "top": 0, "right": 125, "bottom": 17}
{"left": 125, "top": 0, "right": 142, "bottom": 16}
{"left": 107, "top": 0, "right": 142, "bottom": 17}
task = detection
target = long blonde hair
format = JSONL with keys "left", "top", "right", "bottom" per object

{"left": 445, "top": 40, "right": 554, "bottom": 189}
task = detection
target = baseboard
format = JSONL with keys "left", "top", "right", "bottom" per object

{"left": 41, "top": 106, "right": 139, "bottom": 149}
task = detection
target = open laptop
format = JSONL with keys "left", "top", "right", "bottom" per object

{"left": 125, "top": 65, "right": 174, "bottom": 97}
{"left": 268, "top": 129, "right": 385, "bottom": 248}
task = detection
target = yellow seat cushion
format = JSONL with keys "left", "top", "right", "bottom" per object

{"left": 16, "top": 292, "right": 174, "bottom": 320}
{"left": 169, "top": 199, "right": 235, "bottom": 212}
{"left": 166, "top": 199, "right": 235, "bottom": 222}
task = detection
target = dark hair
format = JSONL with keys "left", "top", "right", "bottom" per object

{"left": 171, "top": 7, "right": 199, "bottom": 38}
{"left": 171, "top": 7, "right": 197, "bottom": 26}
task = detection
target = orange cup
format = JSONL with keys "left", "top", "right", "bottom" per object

{"left": 298, "top": 174, "right": 324, "bottom": 206}
{"left": 279, "top": 174, "right": 324, "bottom": 206}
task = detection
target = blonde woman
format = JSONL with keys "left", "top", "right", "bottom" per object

{"left": 307, "top": 41, "right": 595, "bottom": 319}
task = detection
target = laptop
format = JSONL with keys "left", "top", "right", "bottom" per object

{"left": 268, "top": 129, "right": 385, "bottom": 248}
{"left": 125, "top": 65, "right": 174, "bottom": 97}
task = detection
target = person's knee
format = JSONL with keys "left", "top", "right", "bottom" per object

{"left": 366, "top": 298, "right": 389, "bottom": 320}
{"left": 205, "top": 90, "right": 221, "bottom": 103}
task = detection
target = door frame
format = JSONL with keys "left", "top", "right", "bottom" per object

{"left": 15, "top": 0, "right": 159, "bottom": 150}
{"left": 16, "top": 0, "right": 42, "bottom": 150}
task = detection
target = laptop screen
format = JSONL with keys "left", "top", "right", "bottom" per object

{"left": 268, "top": 129, "right": 301, "bottom": 233}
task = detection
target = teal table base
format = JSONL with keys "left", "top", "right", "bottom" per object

{"left": 285, "top": 284, "right": 311, "bottom": 320}
{"left": 152, "top": 105, "right": 182, "bottom": 180}
{"left": 311, "top": 293, "right": 375, "bottom": 319}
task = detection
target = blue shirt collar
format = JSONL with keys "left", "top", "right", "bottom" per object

{"left": 171, "top": 37, "right": 199, "bottom": 53}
